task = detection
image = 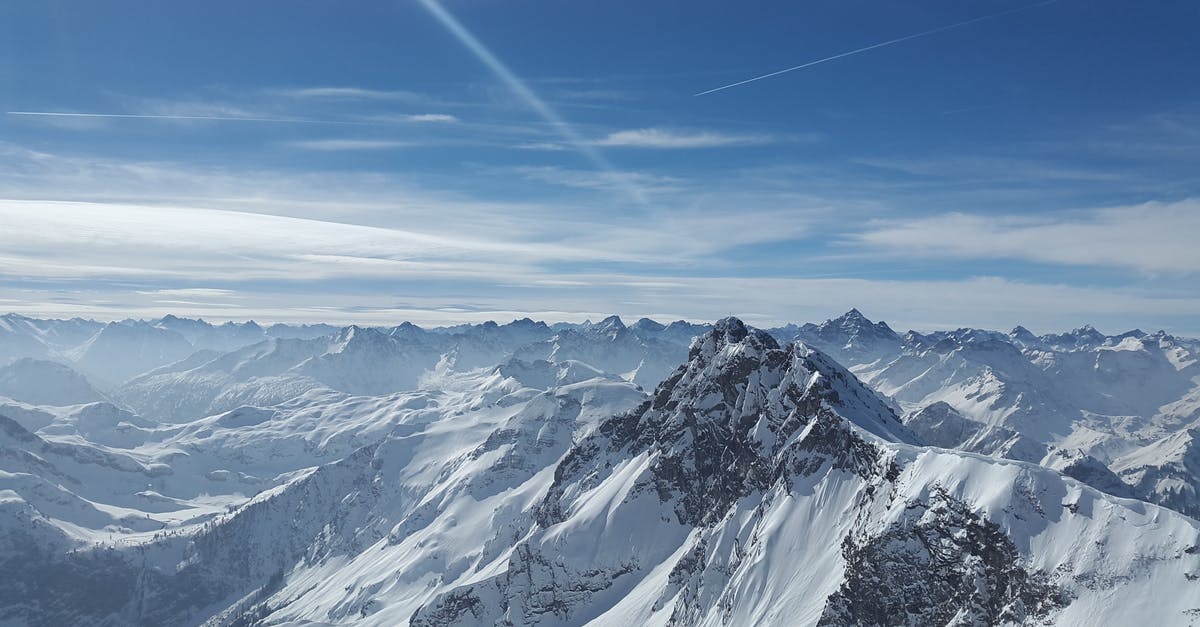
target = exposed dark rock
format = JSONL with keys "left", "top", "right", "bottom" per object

{"left": 819, "top": 488, "right": 1069, "bottom": 626}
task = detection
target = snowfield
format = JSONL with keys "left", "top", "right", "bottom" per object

{"left": 1, "top": 312, "right": 1199, "bottom": 625}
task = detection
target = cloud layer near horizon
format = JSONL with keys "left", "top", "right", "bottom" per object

{"left": 0, "top": 143, "right": 1197, "bottom": 335}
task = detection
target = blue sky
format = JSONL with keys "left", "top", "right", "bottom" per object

{"left": 1, "top": 0, "right": 1198, "bottom": 333}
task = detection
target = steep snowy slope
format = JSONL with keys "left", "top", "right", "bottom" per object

{"left": 1113, "top": 428, "right": 1200, "bottom": 519}
{"left": 902, "top": 401, "right": 1047, "bottom": 463}
{"left": 0, "top": 357, "right": 104, "bottom": 406}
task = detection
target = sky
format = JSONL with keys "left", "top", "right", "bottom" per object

{"left": 1, "top": 0, "right": 1198, "bottom": 334}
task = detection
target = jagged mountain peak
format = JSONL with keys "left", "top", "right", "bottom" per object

{"left": 1071, "top": 324, "right": 1106, "bottom": 341}
{"left": 329, "top": 325, "right": 395, "bottom": 350}
{"left": 663, "top": 318, "right": 912, "bottom": 449}
{"left": 1010, "top": 325, "right": 1038, "bottom": 341}
{"left": 388, "top": 321, "right": 429, "bottom": 342}
{"left": 594, "top": 314, "right": 626, "bottom": 333}
{"left": 508, "top": 317, "right": 547, "bottom": 329}
{"left": 842, "top": 307, "right": 867, "bottom": 320}
{"left": 826, "top": 308, "right": 896, "bottom": 336}
{"left": 683, "top": 317, "right": 779, "bottom": 371}
{"left": 1112, "top": 328, "right": 1147, "bottom": 342}
{"left": 631, "top": 317, "right": 665, "bottom": 332}
{"left": 538, "top": 322, "right": 908, "bottom": 532}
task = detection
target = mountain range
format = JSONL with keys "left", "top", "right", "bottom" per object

{"left": 1, "top": 311, "right": 1198, "bottom": 625}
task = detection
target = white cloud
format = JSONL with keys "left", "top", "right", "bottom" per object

{"left": 1, "top": 144, "right": 1195, "bottom": 334}
{"left": 276, "top": 86, "right": 430, "bottom": 103}
{"left": 0, "top": 199, "right": 614, "bottom": 284}
{"left": 358, "top": 113, "right": 461, "bottom": 125}
{"left": 593, "top": 128, "right": 774, "bottom": 149}
{"left": 505, "top": 165, "right": 686, "bottom": 194}
{"left": 287, "top": 139, "right": 416, "bottom": 151}
{"left": 853, "top": 199, "right": 1200, "bottom": 274}
{"left": 514, "top": 142, "right": 568, "bottom": 151}
{"left": 404, "top": 113, "right": 459, "bottom": 123}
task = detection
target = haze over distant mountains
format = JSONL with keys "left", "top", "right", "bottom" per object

{"left": 1, "top": 310, "right": 1198, "bottom": 625}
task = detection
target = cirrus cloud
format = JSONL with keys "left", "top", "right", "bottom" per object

{"left": 593, "top": 128, "right": 775, "bottom": 149}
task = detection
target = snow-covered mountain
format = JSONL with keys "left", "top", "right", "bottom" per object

{"left": 1112, "top": 427, "right": 1200, "bottom": 519}
{"left": 512, "top": 315, "right": 693, "bottom": 389}
{"left": 3, "top": 317, "right": 1199, "bottom": 626}
{"left": 0, "top": 357, "right": 104, "bottom": 406}
{"left": 109, "top": 318, "right": 687, "bottom": 423}
{"left": 793, "top": 309, "right": 1200, "bottom": 517}
{"left": 154, "top": 315, "right": 270, "bottom": 352}
{"left": 0, "top": 314, "right": 54, "bottom": 364}
{"left": 111, "top": 324, "right": 451, "bottom": 423}
{"left": 69, "top": 320, "right": 197, "bottom": 387}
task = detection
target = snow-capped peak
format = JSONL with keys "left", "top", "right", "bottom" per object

{"left": 593, "top": 314, "right": 627, "bottom": 335}
{"left": 631, "top": 317, "right": 665, "bottom": 333}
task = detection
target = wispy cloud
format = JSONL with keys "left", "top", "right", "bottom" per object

{"left": 852, "top": 199, "right": 1200, "bottom": 274}
{"left": 553, "top": 88, "right": 635, "bottom": 102}
{"left": 6, "top": 110, "right": 362, "bottom": 125}
{"left": 403, "top": 113, "right": 459, "bottom": 123}
{"left": 286, "top": 139, "right": 417, "bottom": 151}
{"left": 2, "top": 142, "right": 1195, "bottom": 333}
{"left": 0, "top": 198, "right": 603, "bottom": 284}
{"left": 504, "top": 165, "right": 686, "bottom": 194}
{"left": 275, "top": 86, "right": 431, "bottom": 103}
{"left": 514, "top": 141, "right": 568, "bottom": 151}
{"left": 853, "top": 155, "right": 1128, "bottom": 183}
{"left": 593, "top": 128, "right": 774, "bottom": 149}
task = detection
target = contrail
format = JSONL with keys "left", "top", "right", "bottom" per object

{"left": 695, "top": 0, "right": 1057, "bottom": 96}
{"left": 5, "top": 111, "right": 366, "bottom": 124}
{"left": 416, "top": 0, "right": 646, "bottom": 205}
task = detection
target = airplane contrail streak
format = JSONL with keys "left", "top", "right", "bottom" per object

{"left": 694, "top": 0, "right": 1057, "bottom": 96}
{"left": 5, "top": 111, "right": 366, "bottom": 124}
{"left": 416, "top": 0, "right": 646, "bottom": 205}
